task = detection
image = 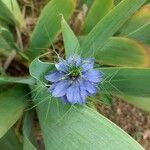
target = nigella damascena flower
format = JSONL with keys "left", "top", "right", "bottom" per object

{"left": 45, "top": 55, "right": 103, "bottom": 105}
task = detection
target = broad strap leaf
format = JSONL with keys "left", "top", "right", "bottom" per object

{"left": 28, "top": 0, "right": 76, "bottom": 60}
{"left": 23, "top": 111, "right": 37, "bottom": 150}
{"left": 82, "top": 0, "right": 113, "bottom": 34}
{"left": 0, "top": 85, "right": 29, "bottom": 138}
{"left": 81, "top": 0, "right": 147, "bottom": 57}
{"left": 61, "top": 17, "right": 80, "bottom": 57}
{"left": 32, "top": 85, "right": 144, "bottom": 150}
{"left": 95, "top": 37, "right": 150, "bottom": 67}
{"left": 100, "top": 67, "right": 150, "bottom": 97}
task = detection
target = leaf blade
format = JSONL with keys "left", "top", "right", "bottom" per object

{"left": 23, "top": 112, "right": 37, "bottom": 150}
{"left": 81, "top": 0, "right": 147, "bottom": 57}
{"left": 34, "top": 86, "right": 144, "bottom": 150}
{"left": 95, "top": 37, "right": 150, "bottom": 67}
{"left": 0, "top": 85, "right": 29, "bottom": 138}
{"left": 100, "top": 67, "right": 150, "bottom": 97}
{"left": 0, "top": 129, "right": 22, "bottom": 150}
{"left": 61, "top": 17, "right": 80, "bottom": 57}
{"left": 29, "top": 0, "right": 76, "bottom": 59}
{"left": 82, "top": 0, "right": 113, "bottom": 34}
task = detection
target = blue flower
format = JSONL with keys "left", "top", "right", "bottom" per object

{"left": 45, "top": 55, "right": 103, "bottom": 105}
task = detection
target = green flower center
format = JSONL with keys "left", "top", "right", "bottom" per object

{"left": 69, "top": 68, "right": 81, "bottom": 80}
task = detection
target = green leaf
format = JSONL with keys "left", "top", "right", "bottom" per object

{"left": 0, "top": 0, "right": 24, "bottom": 28}
{"left": 95, "top": 37, "right": 150, "bottom": 67}
{"left": 61, "top": 17, "right": 80, "bottom": 57}
{"left": 100, "top": 93, "right": 113, "bottom": 105}
{"left": 127, "top": 23, "right": 150, "bottom": 46}
{"left": 119, "top": 4, "right": 150, "bottom": 36}
{"left": 0, "top": 27, "right": 18, "bottom": 55}
{"left": 0, "top": 1, "right": 14, "bottom": 25}
{"left": 0, "top": 35, "right": 11, "bottom": 51}
{"left": 82, "top": 0, "right": 113, "bottom": 34}
{"left": 0, "top": 85, "right": 29, "bottom": 138}
{"left": 119, "top": 95, "right": 150, "bottom": 112}
{"left": 146, "top": 0, "right": 150, "bottom": 3}
{"left": 33, "top": 85, "right": 144, "bottom": 150}
{"left": 23, "top": 112, "right": 37, "bottom": 150}
{"left": 78, "top": 0, "right": 93, "bottom": 7}
{"left": 100, "top": 67, "right": 150, "bottom": 98}
{"left": 29, "top": 0, "right": 76, "bottom": 60}
{"left": 0, "top": 76, "right": 35, "bottom": 85}
{"left": 29, "top": 59, "right": 144, "bottom": 149}
{"left": 29, "top": 57, "right": 54, "bottom": 82}
{"left": 81, "top": 0, "right": 147, "bottom": 57}
{"left": 0, "top": 129, "right": 22, "bottom": 150}
{"left": 114, "top": 0, "right": 122, "bottom": 5}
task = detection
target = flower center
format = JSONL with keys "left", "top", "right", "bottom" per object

{"left": 69, "top": 68, "right": 81, "bottom": 80}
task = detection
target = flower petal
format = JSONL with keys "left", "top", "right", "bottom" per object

{"left": 79, "top": 88, "right": 88, "bottom": 104}
{"left": 66, "top": 83, "right": 83, "bottom": 104}
{"left": 48, "top": 83, "right": 57, "bottom": 93}
{"left": 67, "top": 55, "right": 82, "bottom": 67}
{"left": 52, "top": 80, "right": 70, "bottom": 97}
{"left": 82, "top": 58, "right": 94, "bottom": 72}
{"left": 45, "top": 71, "right": 65, "bottom": 82}
{"left": 83, "top": 69, "right": 102, "bottom": 83}
{"left": 55, "top": 59, "right": 68, "bottom": 73}
{"left": 80, "top": 79, "right": 97, "bottom": 94}
{"left": 61, "top": 95, "right": 69, "bottom": 104}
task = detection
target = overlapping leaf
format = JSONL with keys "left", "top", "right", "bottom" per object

{"left": 0, "top": 76, "right": 35, "bottom": 85}
{"left": 29, "top": 0, "right": 76, "bottom": 59}
{"left": 119, "top": 4, "right": 150, "bottom": 36}
{"left": 82, "top": 0, "right": 113, "bottom": 34}
{"left": 127, "top": 24, "right": 150, "bottom": 46}
{"left": 119, "top": 95, "right": 150, "bottom": 112}
{"left": 0, "top": 0, "right": 24, "bottom": 27}
{"left": 0, "top": 129, "right": 22, "bottom": 150}
{"left": 0, "top": 85, "right": 29, "bottom": 138}
{"left": 95, "top": 37, "right": 150, "bottom": 67}
{"left": 81, "top": 0, "right": 147, "bottom": 57}
{"left": 61, "top": 17, "right": 80, "bottom": 57}
{"left": 100, "top": 67, "right": 150, "bottom": 97}
{"left": 23, "top": 112, "right": 37, "bottom": 150}
{"left": 33, "top": 85, "right": 144, "bottom": 150}
{"left": 29, "top": 57, "right": 145, "bottom": 150}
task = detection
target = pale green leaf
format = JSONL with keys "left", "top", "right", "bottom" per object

{"left": 82, "top": 0, "right": 113, "bottom": 34}
{"left": 29, "top": 58, "right": 144, "bottom": 149}
{"left": 29, "top": 57, "right": 54, "bottom": 82}
{"left": 127, "top": 23, "right": 150, "bottom": 46}
{"left": 100, "top": 67, "right": 150, "bottom": 97}
{"left": 95, "top": 37, "right": 150, "bottom": 67}
{"left": 29, "top": 0, "right": 76, "bottom": 59}
{"left": 119, "top": 95, "right": 150, "bottom": 112}
{"left": 119, "top": 4, "right": 150, "bottom": 36}
{"left": 61, "top": 17, "right": 80, "bottom": 57}
{"left": 81, "top": 0, "right": 147, "bottom": 57}
{"left": 33, "top": 85, "right": 144, "bottom": 150}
